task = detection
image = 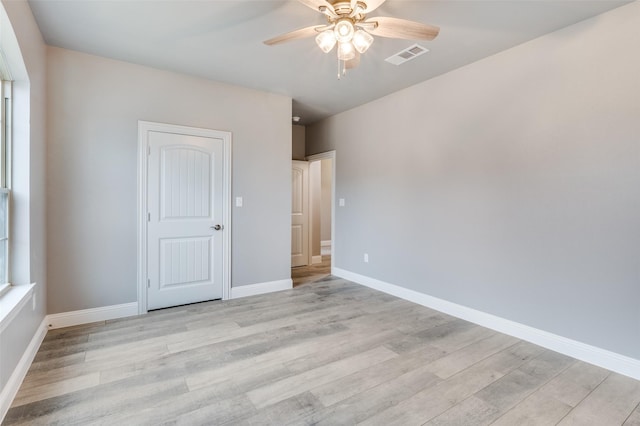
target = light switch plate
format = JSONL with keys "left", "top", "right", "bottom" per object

{"left": 235, "top": 197, "right": 243, "bottom": 207}
{"left": 339, "top": 198, "right": 345, "bottom": 207}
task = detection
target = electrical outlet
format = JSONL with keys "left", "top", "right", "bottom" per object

{"left": 364, "top": 253, "right": 369, "bottom": 263}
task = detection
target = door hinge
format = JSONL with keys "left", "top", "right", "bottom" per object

{"left": 147, "top": 145, "right": 151, "bottom": 156}
{"left": 147, "top": 278, "right": 150, "bottom": 288}
{"left": 148, "top": 212, "right": 151, "bottom": 222}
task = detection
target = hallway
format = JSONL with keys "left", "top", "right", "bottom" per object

{"left": 291, "top": 256, "right": 331, "bottom": 287}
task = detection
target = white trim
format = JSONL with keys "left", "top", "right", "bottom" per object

{"left": 321, "top": 240, "right": 331, "bottom": 256}
{"left": 0, "top": 283, "right": 34, "bottom": 333}
{"left": 46, "top": 303, "right": 138, "bottom": 330}
{"left": 332, "top": 267, "right": 640, "bottom": 381}
{"left": 311, "top": 255, "right": 322, "bottom": 264}
{"left": 137, "top": 122, "right": 148, "bottom": 314}
{"left": 231, "top": 279, "right": 293, "bottom": 299}
{"left": 137, "top": 121, "right": 232, "bottom": 315}
{"left": 305, "top": 151, "right": 336, "bottom": 265}
{"left": 0, "top": 50, "right": 13, "bottom": 81}
{"left": 306, "top": 160, "right": 314, "bottom": 269}
{"left": 0, "top": 283, "right": 10, "bottom": 298}
{"left": 0, "top": 317, "right": 47, "bottom": 422}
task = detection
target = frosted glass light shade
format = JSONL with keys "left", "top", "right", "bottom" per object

{"left": 315, "top": 30, "right": 337, "bottom": 53}
{"left": 334, "top": 20, "right": 355, "bottom": 43}
{"left": 352, "top": 30, "right": 374, "bottom": 53}
{"left": 337, "top": 42, "right": 356, "bottom": 61}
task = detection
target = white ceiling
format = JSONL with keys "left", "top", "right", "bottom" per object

{"left": 28, "top": 0, "right": 630, "bottom": 125}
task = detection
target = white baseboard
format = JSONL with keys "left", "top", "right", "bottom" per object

{"left": 46, "top": 302, "right": 139, "bottom": 330}
{"left": 231, "top": 279, "right": 293, "bottom": 299}
{"left": 0, "top": 318, "right": 47, "bottom": 422}
{"left": 311, "top": 255, "right": 323, "bottom": 264}
{"left": 332, "top": 267, "right": 640, "bottom": 381}
{"left": 321, "top": 240, "right": 331, "bottom": 256}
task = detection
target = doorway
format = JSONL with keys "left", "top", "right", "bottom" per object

{"left": 138, "top": 121, "right": 231, "bottom": 313}
{"left": 291, "top": 160, "right": 310, "bottom": 267}
{"left": 291, "top": 151, "right": 335, "bottom": 287}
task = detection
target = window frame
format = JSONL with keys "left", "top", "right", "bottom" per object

{"left": 0, "top": 79, "right": 12, "bottom": 295}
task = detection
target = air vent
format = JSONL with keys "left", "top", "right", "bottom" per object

{"left": 385, "top": 44, "right": 429, "bottom": 66}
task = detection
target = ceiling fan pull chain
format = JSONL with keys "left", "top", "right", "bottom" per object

{"left": 337, "top": 57, "right": 348, "bottom": 80}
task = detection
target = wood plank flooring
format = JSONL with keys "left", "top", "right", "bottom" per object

{"left": 291, "top": 256, "right": 331, "bottom": 287}
{"left": 4, "top": 276, "right": 640, "bottom": 425}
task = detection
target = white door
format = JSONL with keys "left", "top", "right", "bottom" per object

{"left": 147, "top": 130, "right": 225, "bottom": 310}
{"left": 292, "top": 160, "right": 309, "bottom": 267}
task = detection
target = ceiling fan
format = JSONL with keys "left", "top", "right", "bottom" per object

{"left": 264, "top": 0, "right": 440, "bottom": 74}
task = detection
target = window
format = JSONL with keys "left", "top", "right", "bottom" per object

{"left": 0, "top": 79, "right": 11, "bottom": 296}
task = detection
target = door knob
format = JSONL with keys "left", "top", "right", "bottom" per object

{"left": 211, "top": 224, "right": 223, "bottom": 231}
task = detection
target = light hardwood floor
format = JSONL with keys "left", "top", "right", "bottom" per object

{"left": 4, "top": 276, "right": 640, "bottom": 425}
{"left": 291, "top": 256, "right": 331, "bottom": 287}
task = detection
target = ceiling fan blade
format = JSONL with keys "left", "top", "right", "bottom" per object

{"left": 264, "top": 25, "right": 325, "bottom": 46}
{"left": 361, "top": 0, "right": 387, "bottom": 14}
{"left": 366, "top": 16, "right": 440, "bottom": 40}
{"left": 297, "top": 0, "right": 335, "bottom": 14}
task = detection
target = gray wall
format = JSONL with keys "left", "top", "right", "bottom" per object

{"left": 310, "top": 159, "right": 332, "bottom": 258}
{"left": 0, "top": 0, "right": 47, "bottom": 394}
{"left": 292, "top": 124, "right": 305, "bottom": 160}
{"left": 320, "top": 159, "right": 332, "bottom": 243}
{"left": 47, "top": 47, "right": 292, "bottom": 314}
{"left": 307, "top": 2, "right": 640, "bottom": 360}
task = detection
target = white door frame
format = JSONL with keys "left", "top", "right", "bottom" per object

{"left": 291, "top": 160, "right": 310, "bottom": 267}
{"left": 137, "top": 121, "right": 232, "bottom": 314}
{"left": 305, "top": 150, "right": 336, "bottom": 271}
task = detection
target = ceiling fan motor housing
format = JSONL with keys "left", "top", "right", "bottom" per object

{"left": 331, "top": 1, "right": 366, "bottom": 18}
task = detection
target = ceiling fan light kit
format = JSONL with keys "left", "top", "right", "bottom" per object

{"left": 314, "top": 18, "right": 372, "bottom": 75}
{"left": 264, "top": 0, "right": 440, "bottom": 78}
{"left": 316, "top": 30, "right": 337, "bottom": 53}
{"left": 335, "top": 19, "right": 355, "bottom": 42}
{"left": 337, "top": 41, "right": 356, "bottom": 61}
{"left": 352, "top": 30, "right": 374, "bottom": 53}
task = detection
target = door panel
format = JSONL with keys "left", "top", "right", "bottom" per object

{"left": 161, "top": 148, "right": 211, "bottom": 219}
{"left": 148, "top": 131, "right": 224, "bottom": 310}
{"left": 291, "top": 160, "right": 309, "bottom": 267}
{"left": 160, "top": 237, "right": 210, "bottom": 287}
